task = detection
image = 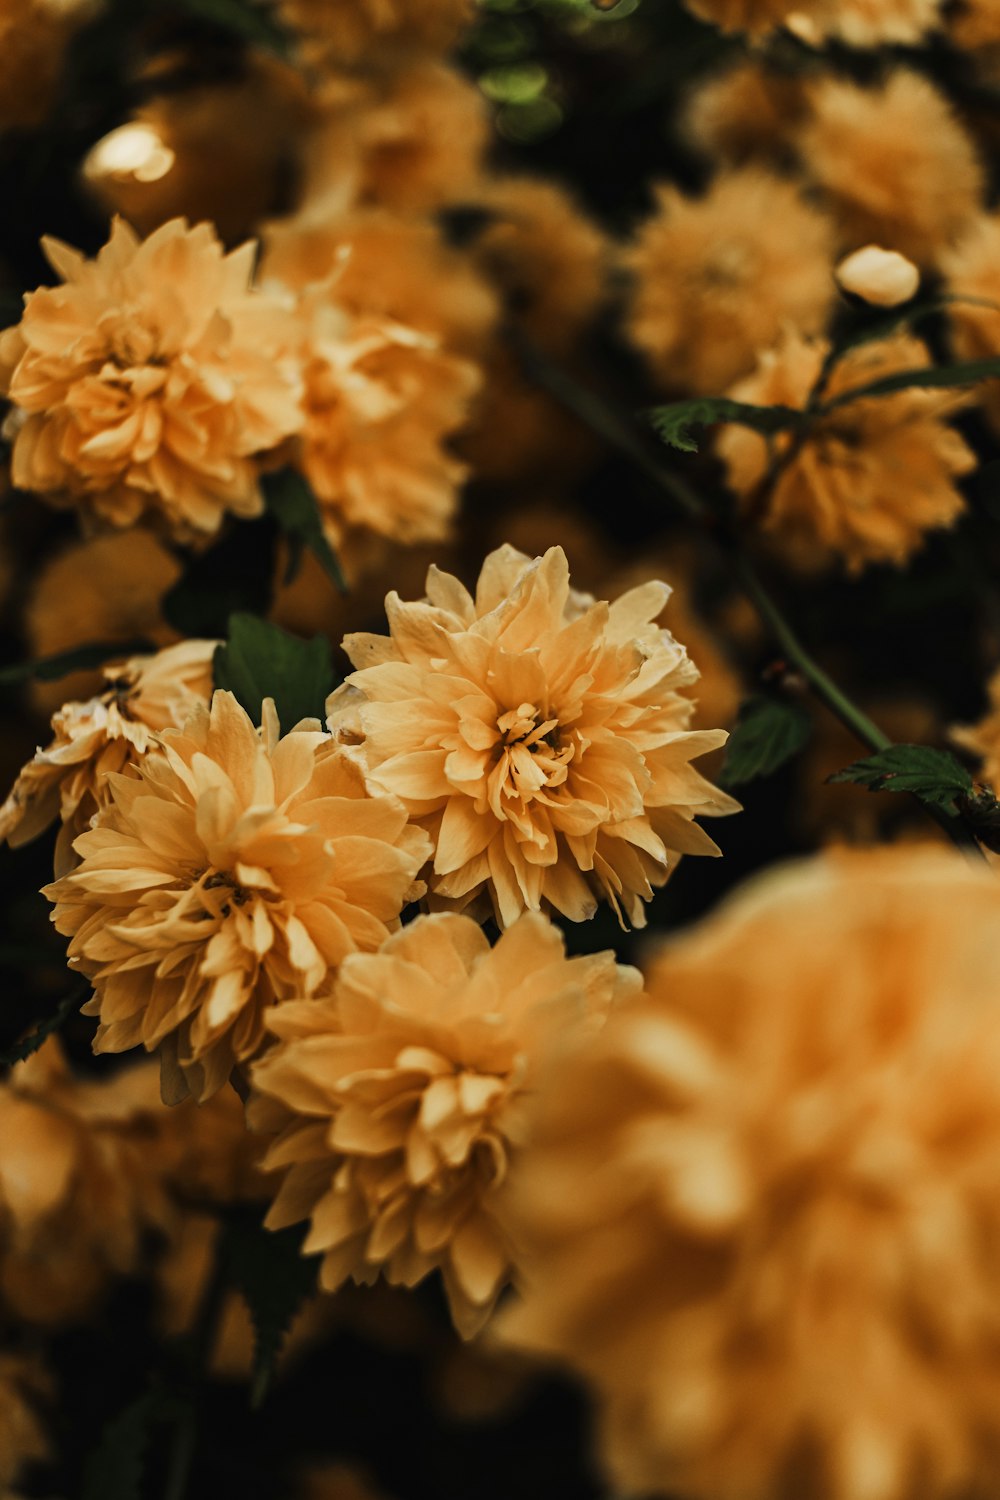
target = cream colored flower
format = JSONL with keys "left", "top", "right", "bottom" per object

{"left": 503, "top": 846, "right": 1000, "bottom": 1500}
{"left": 327, "top": 546, "right": 739, "bottom": 929}
{"left": 624, "top": 169, "right": 836, "bottom": 396}
{"left": 800, "top": 72, "right": 983, "bottom": 266}
{"left": 45, "top": 691, "right": 431, "bottom": 1103}
{"left": 717, "top": 331, "right": 974, "bottom": 573}
{"left": 0, "top": 217, "right": 304, "bottom": 541}
{"left": 836, "top": 246, "right": 920, "bottom": 307}
{"left": 283, "top": 276, "right": 480, "bottom": 551}
{"left": 0, "top": 639, "right": 215, "bottom": 875}
{"left": 250, "top": 911, "right": 639, "bottom": 1337}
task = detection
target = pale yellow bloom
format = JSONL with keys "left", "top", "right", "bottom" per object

{"left": 328, "top": 546, "right": 738, "bottom": 930}
{"left": 0, "top": 639, "right": 215, "bottom": 875}
{"left": 0, "top": 217, "right": 304, "bottom": 541}
{"left": 250, "top": 911, "right": 639, "bottom": 1336}
{"left": 503, "top": 846, "right": 1000, "bottom": 1500}
{"left": 46, "top": 691, "right": 431, "bottom": 1103}
{"left": 717, "top": 331, "right": 973, "bottom": 573}
{"left": 624, "top": 169, "right": 836, "bottom": 396}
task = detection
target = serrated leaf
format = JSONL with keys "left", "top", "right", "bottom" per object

{"left": 0, "top": 637, "right": 154, "bottom": 689}
{"left": 648, "top": 398, "right": 803, "bottom": 454}
{"left": 823, "top": 355, "right": 1000, "bottom": 412}
{"left": 828, "top": 744, "right": 974, "bottom": 810}
{"left": 213, "top": 613, "right": 335, "bottom": 730}
{"left": 223, "top": 1212, "right": 320, "bottom": 1407}
{"left": 0, "top": 987, "right": 84, "bottom": 1072}
{"left": 720, "top": 696, "right": 812, "bottom": 788}
{"left": 81, "top": 1391, "right": 159, "bottom": 1500}
{"left": 162, "top": 516, "right": 277, "bottom": 638}
{"left": 263, "top": 467, "right": 346, "bottom": 593}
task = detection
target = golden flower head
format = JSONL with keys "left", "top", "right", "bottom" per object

{"left": 683, "top": 61, "right": 810, "bottom": 167}
{"left": 250, "top": 910, "right": 640, "bottom": 1337}
{"left": 45, "top": 690, "right": 432, "bottom": 1104}
{"left": 0, "top": 1037, "right": 170, "bottom": 1325}
{"left": 280, "top": 274, "right": 480, "bottom": 551}
{"left": 502, "top": 846, "right": 1000, "bottom": 1500}
{"left": 835, "top": 245, "right": 920, "bottom": 307}
{"left": 0, "top": 217, "right": 304, "bottom": 542}
{"left": 327, "top": 545, "right": 739, "bottom": 930}
{"left": 624, "top": 168, "right": 836, "bottom": 396}
{"left": 942, "top": 214, "right": 1000, "bottom": 430}
{"left": 800, "top": 71, "right": 983, "bottom": 266}
{"left": 0, "top": 638, "right": 216, "bottom": 875}
{"left": 278, "top": 0, "right": 475, "bottom": 66}
{"left": 681, "top": 0, "right": 944, "bottom": 41}
{"left": 949, "top": 0, "right": 1000, "bottom": 49}
{"left": 717, "top": 330, "right": 974, "bottom": 574}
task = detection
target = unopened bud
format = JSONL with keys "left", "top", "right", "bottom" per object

{"left": 835, "top": 245, "right": 920, "bottom": 308}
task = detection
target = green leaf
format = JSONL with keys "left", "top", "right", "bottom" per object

{"left": 223, "top": 1211, "right": 320, "bottom": 1407}
{"left": 81, "top": 1391, "right": 158, "bottom": 1500}
{"left": 648, "top": 398, "right": 803, "bottom": 454}
{"left": 828, "top": 745, "right": 974, "bottom": 810}
{"left": 0, "top": 987, "right": 84, "bottom": 1072}
{"left": 162, "top": 516, "right": 277, "bottom": 638}
{"left": 213, "top": 613, "right": 335, "bottom": 730}
{"left": 823, "top": 355, "right": 1000, "bottom": 411}
{"left": 720, "top": 695, "right": 812, "bottom": 788}
{"left": 263, "top": 467, "right": 346, "bottom": 593}
{"left": 0, "top": 638, "right": 154, "bottom": 689}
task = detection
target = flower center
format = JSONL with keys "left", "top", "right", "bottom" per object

{"left": 491, "top": 702, "right": 573, "bottom": 802}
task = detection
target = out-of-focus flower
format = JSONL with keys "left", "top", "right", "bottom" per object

{"left": 467, "top": 176, "right": 610, "bottom": 356}
{"left": 278, "top": 0, "right": 475, "bottom": 66}
{"left": 949, "top": 0, "right": 1000, "bottom": 48}
{"left": 0, "top": 639, "right": 215, "bottom": 874}
{"left": 24, "top": 530, "right": 181, "bottom": 716}
{"left": 0, "top": 0, "right": 98, "bottom": 132}
{"left": 836, "top": 245, "right": 920, "bottom": 307}
{"left": 952, "top": 668, "right": 1000, "bottom": 792}
{"left": 717, "top": 331, "right": 973, "bottom": 573}
{"left": 0, "top": 1355, "right": 49, "bottom": 1490}
{"left": 624, "top": 168, "right": 836, "bottom": 396}
{"left": 0, "top": 1038, "right": 170, "bottom": 1324}
{"left": 328, "top": 546, "right": 738, "bottom": 929}
{"left": 800, "top": 72, "right": 983, "bottom": 266}
{"left": 298, "top": 62, "right": 488, "bottom": 220}
{"left": 942, "top": 214, "right": 1000, "bottom": 430}
{"left": 681, "top": 0, "right": 944, "bottom": 41}
{"left": 502, "top": 845, "right": 1000, "bottom": 1500}
{"left": 683, "top": 61, "right": 809, "bottom": 166}
{"left": 0, "top": 218, "right": 304, "bottom": 541}
{"left": 250, "top": 911, "right": 639, "bottom": 1336}
{"left": 286, "top": 277, "right": 480, "bottom": 551}
{"left": 81, "top": 56, "right": 313, "bottom": 244}
{"left": 46, "top": 691, "right": 431, "bottom": 1103}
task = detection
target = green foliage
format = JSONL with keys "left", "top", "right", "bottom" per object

{"left": 223, "top": 1211, "right": 320, "bottom": 1408}
{"left": 828, "top": 744, "right": 974, "bottom": 811}
{"left": 213, "top": 613, "right": 336, "bottom": 730}
{"left": 263, "top": 467, "right": 346, "bottom": 592}
{"left": 648, "top": 398, "right": 803, "bottom": 454}
{"left": 0, "top": 987, "right": 84, "bottom": 1073}
{"left": 81, "top": 1391, "right": 159, "bottom": 1500}
{"left": 720, "top": 696, "right": 812, "bottom": 788}
{"left": 0, "top": 638, "right": 154, "bottom": 689}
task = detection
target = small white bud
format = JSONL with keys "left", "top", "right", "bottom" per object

{"left": 835, "top": 245, "right": 920, "bottom": 308}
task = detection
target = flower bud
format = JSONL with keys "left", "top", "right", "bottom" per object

{"left": 836, "top": 244, "right": 920, "bottom": 307}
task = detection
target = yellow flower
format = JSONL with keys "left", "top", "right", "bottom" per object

{"left": 249, "top": 910, "right": 639, "bottom": 1337}
{"left": 942, "top": 214, "right": 1000, "bottom": 430}
{"left": 682, "top": 60, "right": 810, "bottom": 167}
{"left": 0, "top": 0, "right": 97, "bottom": 131}
{"left": 0, "top": 217, "right": 304, "bottom": 541}
{"left": 284, "top": 276, "right": 480, "bottom": 551}
{"left": 717, "top": 331, "right": 973, "bottom": 573}
{"left": 681, "top": 0, "right": 944, "bottom": 42}
{"left": 0, "top": 1038, "right": 170, "bottom": 1326}
{"left": 327, "top": 546, "right": 738, "bottom": 930}
{"left": 0, "top": 639, "right": 216, "bottom": 875}
{"left": 278, "top": 0, "right": 474, "bottom": 65}
{"left": 800, "top": 71, "right": 983, "bottom": 266}
{"left": 45, "top": 691, "right": 431, "bottom": 1103}
{"left": 624, "top": 168, "right": 836, "bottom": 396}
{"left": 502, "top": 846, "right": 1000, "bottom": 1500}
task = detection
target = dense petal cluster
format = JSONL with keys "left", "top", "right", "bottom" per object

{"left": 717, "top": 331, "right": 973, "bottom": 573}
{"left": 328, "top": 546, "right": 738, "bottom": 929}
{"left": 0, "top": 639, "right": 215, "bottom": 874}
{"left": 681, "top": 0, "right": 943, "bottom": 40}
{"left": 503, "top": 847, "right": 1000, "bottom": 1500}
{"left": 250, "top": 911, "right": 639, "bottom": 1336}
{"left": 0, "top": 218, "right": 303, "bottom": 540}
{"left": 624, "top": 169, "right": 836, "bottom": 395}
{"left": 45, "top": 691, "right": 431, "bottom": 1102}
